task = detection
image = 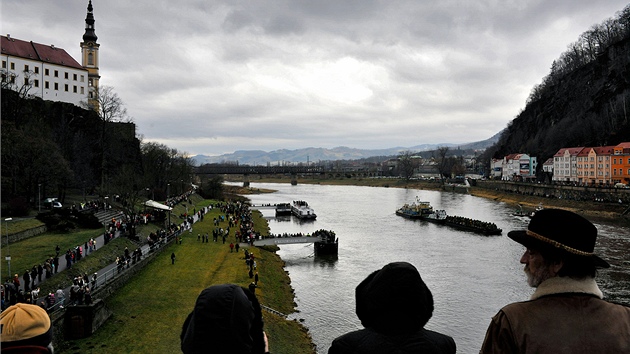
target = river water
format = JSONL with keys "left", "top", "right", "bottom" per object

{"left": 240, "top": 182, "right": 630, "bottom": 353}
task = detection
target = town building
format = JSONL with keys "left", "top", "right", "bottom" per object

{"left": 498, "top": 153, "right": 537, "bottom": 181}
{"left": 0, "top": 1, "right": 99, "bottom": 108}
{"left": 552, "top": 147, "right": 584, "bottom": 183}
{"left": 612, "top": 142, "right": 630, "bottom": 185}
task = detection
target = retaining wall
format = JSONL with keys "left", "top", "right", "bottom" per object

{"left": 2, "top": 225, "right": 47, "bottom": 245}
{"left": 475, "top": 181, "right": 630, "bottom": 204}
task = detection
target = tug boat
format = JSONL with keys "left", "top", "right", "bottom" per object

{"left": 291, "top": 200, "right": 317, "bottom": 220}
{"left": 395, "top": 198, "right": 446, "bottom": 224}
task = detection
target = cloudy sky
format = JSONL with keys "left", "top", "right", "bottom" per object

{"left": 3, "top": 1, "right": 628, "bottom": 157}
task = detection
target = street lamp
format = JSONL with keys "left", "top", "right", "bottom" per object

{"left": 167, "top": 183, "right": 170, "bottom": 200}
{"left": 5, "top": 218, "right": 12, "bottom": 277}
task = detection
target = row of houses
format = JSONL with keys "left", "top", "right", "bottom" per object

{"left": 492, "top": 142, "right": 630, "bottom": 186}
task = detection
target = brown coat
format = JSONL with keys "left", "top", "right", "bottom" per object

{"left": 480, "top": 277, "right": 630, "bottom": 353}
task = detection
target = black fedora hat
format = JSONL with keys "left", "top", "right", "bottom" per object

{"left": 508, "top": 208, "right": 609, "bottom": 268}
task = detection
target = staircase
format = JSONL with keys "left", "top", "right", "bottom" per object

{"left": 94, "top": 209, "right": 125, "bottom": 226}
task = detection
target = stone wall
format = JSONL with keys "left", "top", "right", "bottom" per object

{"left": 2, "top": 225, "right": 47, "bottom": 245}
{"left": 475, "top": 180, "right": 630, "bottom": 204}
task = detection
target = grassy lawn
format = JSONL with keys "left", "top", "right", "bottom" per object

{"left": 63, "top": 199, "right": 314, "bottom": 354}
{"left": 1, "top": 228, "right": 103, "bottom": 283}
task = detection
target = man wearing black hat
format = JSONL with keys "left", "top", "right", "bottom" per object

{"left": 481, "top": 209, "right": 630, "bottom": 353}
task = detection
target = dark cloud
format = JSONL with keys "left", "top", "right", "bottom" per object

{"left": 3, "top": 0, "right": 628, "bottom": 156}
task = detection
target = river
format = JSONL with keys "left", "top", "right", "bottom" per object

{"left": 239, "top": 182, "right": 630, "bottom": 353}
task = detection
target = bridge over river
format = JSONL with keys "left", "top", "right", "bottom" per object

{"left": 239, "top": 235, "right": 323, "bottom": 247}
{"left": 195, "top": 164, "right": 325, "bottom": 185}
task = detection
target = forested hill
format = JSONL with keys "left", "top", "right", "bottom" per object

{"left": 483, "top": 5, "right": 630, "bottom": 168}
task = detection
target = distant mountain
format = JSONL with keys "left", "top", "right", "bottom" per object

{"left": 191, "top": 134, "right": 500, "bottom": 166}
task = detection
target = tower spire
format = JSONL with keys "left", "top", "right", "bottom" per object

{"left": 83, "top": 0, "right": 98, "bottom": 42}
{"left": 81, "top": 0, "right": 100, "bottom": 111}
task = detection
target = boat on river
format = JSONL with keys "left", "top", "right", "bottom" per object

{"left": 291, "top": 200, "right": 317, "bottom": 219}
{"left": 397, "top": 198, "right": 501, "bottom": 235}
{"left": 396, "top": 198, "right": 447, "bottom": 224}
{"left": 275, "top": 203, "right": 292, "bottom": 216}
{"left": 313, "top": 229, "right": 338, "bottom": 255}
{"left": 444, "top": 215, "right": 502, "bottom": 236}
{"left": 513, "top": 204, "right": 529, "bottom": 217}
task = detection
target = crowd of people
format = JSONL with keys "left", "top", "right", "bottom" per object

{"left": 5, "top": 188, "right": 629, "bottom": 353}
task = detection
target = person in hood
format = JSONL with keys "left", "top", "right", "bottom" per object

{"left": 328, "top": 261, "right": 456, "bottom": 354}
{"left": 181, "top": 284, "right": 269, "bottom": 354}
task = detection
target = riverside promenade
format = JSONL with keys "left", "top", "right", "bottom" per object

{"left": 12, "top": 206, "right": 206, "bottom": 313}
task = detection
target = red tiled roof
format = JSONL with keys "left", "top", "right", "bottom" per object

{"left": 1, "top": 35, "right": 83, "bottom": 70}
{"left": 554, "top": 147, "right": 585, "bottom": 157}
{"left": 592, "top": 146, "right": 615, "bottom": 155}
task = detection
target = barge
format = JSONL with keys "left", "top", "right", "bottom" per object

{"left": 396, "top": 198, "right": 501, "bottom": 235}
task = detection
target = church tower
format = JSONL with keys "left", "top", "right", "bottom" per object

{"left": 80, "top": 0, "right": 100, "bottom": 111}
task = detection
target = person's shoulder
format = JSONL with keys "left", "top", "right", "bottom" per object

{"left": 417, "top": 328, "right": 457, "bottom": 353}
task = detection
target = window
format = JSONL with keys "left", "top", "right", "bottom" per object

{"left": 73, "top": 85, "right": 77, "bottom": 93}
{"left": 1, "top": 61, "right": 5, "bottom": 69}
{"left": 54, "top": 70, "right": 59, "bottom": 77}
{"left": 88, "top": 78, "right": 93, "bottom": 87}
{"left": 34, "top": 79, "right": 39, "bottom": 87}
{"left": 64, "top": 72, "right": 69, "bottom": 79}
{"left": 24, "top": 64, "right": 29, "bottom": 72}
{"left": 45, "top": 68, "right": 49, "bottom": 76}
{"left": 54, "top": 82, "right": 58, "bottom": 90}
{"left": 88, "top": 52, "right": 94, "bottom": 65}
{"left": 73, "top": 73, "right": 77, "bottom": 81}
{"left": 89, "top": 92, "right": 93, "bottom": 99}
{"left": 10, "top": 62, "right": 15, "bottom": 70}
{"left": 80, "top": 87, "right": 84, "bottom": 94}
{"left": 64, "top": 84, "right": 68, "bottom": 92}
{"left": 80, "top": 75, "right": 85, "bottom": 82}
{"left": 34, "top": 67, "right": 39, "bottom": 74}
{"left": 45, "top": 81, "right": 49, "bottom": 89}
{"left": 24, "top": 77, "right": 29, "bottom": 85}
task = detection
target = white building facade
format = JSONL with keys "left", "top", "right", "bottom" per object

{"left": 1, "top": 1, "right": 100, "bottom": 108}
{"left": 1, "top": 35, "right": 88, "bottom": 106}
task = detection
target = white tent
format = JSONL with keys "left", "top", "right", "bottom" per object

{"left": 144, "top": 200, "right": 172, "bottom": 211}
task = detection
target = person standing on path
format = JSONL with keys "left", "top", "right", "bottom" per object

{"left": 171, "top": 252, "right": 176, "bottom": 265}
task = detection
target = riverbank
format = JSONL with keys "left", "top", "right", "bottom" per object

{"left": 227, "top": 176, "right": 630, "bottom": 225}
{"left": 58, "top": 196, "right": 314, "bottom": 353}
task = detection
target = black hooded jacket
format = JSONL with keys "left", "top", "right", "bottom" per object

{"left": 181, "top": 284, "right": 266, "bottom": 354}
{"left": 329, "top": 262, "right": 456, "bottom": 354}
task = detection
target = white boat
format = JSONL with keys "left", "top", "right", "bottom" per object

{"left": 291, "top": 201, "right": 317, "bottom": 220}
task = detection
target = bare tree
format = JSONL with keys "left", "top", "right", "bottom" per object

{"left": 397, "top": 150, "right": 417, "bottom": 181}
{"left": 435, "top": 146, "right": 450, "bottom": 185}
{"left": 86, "top": 85, "right": 132, "bottom": 123}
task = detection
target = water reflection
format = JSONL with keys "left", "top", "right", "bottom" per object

{"left": 239, "top": 182, "right": 630, "bottom": 353}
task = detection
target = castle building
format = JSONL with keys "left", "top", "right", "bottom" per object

{"left": 0, "top": 1, "right": 99, "bottom": 108}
